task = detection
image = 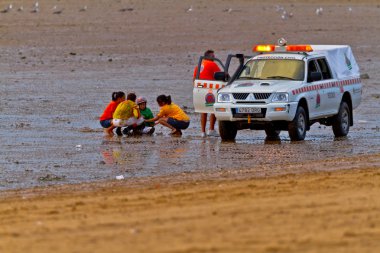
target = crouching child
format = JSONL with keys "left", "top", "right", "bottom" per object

{"left": 112, "top": 93, "right": 145, "bottom": 135}
{"left": 136, "top": 96, "right": 155, "bottom": 135}
{"left": 145, "top": 95, "right": 190, "bottom": 136}
{"left": 99, "top": 91, "right": 125, "bottom": 137}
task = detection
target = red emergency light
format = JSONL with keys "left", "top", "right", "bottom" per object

{"left": 286, "top": 45, "right": 313, "bottom": 52}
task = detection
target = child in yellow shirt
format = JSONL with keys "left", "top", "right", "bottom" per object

{"left": 145, "top": 95, "right": 190, "bottom": 136}
{"left": 112, "top": 93, "right": 144, "bottom": 135}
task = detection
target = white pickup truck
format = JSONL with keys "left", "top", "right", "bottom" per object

{"left": 193, "top": 40, "right": 362, "bottom": 141}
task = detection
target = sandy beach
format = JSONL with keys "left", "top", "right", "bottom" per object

{"left": 1, "top": 156, "right": 380, "bottom": 252}
{"left": 1, "top": 0, "right": 380, "bottom": 252}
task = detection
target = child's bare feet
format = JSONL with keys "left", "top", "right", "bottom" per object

{"left": 104, "top": 128, "right": 114, "bottom": 137}
{"left": 170, "top": 129, "right": 182, "bottom": 136}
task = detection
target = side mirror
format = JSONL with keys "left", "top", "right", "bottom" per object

{"left": 214, "top": 72, "right": 229, "bottom": 82}
{"left": 308, "top": 72, "right": 322, "bottom": 82}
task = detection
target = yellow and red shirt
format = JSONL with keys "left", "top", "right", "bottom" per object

{"left": 157, "top": 103, "right": 189, "bottom": 121}
{"left": 113, "top": 100, "right": 140, "bottom": 120}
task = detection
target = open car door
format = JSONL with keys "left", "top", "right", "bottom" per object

{"left": 192, "top": 56, "right": 227, "bottom": 113}
{"left": 192, "top": 54, "right": 252, "bottom": 113}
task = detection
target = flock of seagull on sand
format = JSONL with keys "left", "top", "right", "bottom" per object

{"left": 276, "top": 5, "right": 354, "bottom": 20}
{"left": 187, "top": 4, "right": 354, "bottom": 20}
{"left": 1, "top": 2, "right": 355, "bottom": 18}
{"left": 1, "top": 2, "right": 109, "bottom": 14}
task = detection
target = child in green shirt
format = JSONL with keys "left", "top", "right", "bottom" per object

{"left": 136, "top": 97, "right": 155, "bottom": 134}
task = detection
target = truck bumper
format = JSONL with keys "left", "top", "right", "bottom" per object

{"left": 213, "top": 102, "right": 298, "bottom": 122}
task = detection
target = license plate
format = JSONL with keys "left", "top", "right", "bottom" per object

{"left": 237, "top": 107, "right": 261, "bottom": 113}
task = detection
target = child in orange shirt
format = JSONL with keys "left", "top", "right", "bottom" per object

{"left": 146, "top": 95, "right": 190, "bottom": 136}
{"left": 100, "top": 91, "right": 125, "bottom": 137}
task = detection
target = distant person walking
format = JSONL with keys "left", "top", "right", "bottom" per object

{"left": 193, "top": 49, "right": 220, "bottom": 137}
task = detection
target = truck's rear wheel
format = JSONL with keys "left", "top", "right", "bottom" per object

{"left": 288, "top": 106, "right": 307, "bottom": 141}
{"left": 219, "top": 121, "right": 237, "bottom": 141}
{"left": 332, "top": 101, "right": 350, "bottom": 137}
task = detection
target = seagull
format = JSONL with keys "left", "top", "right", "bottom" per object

{"left": 79, "top": 6, "right": 87, "bottom": 12}
{"left": 1, "top": 4, "right": 12, "bottom": 13}
{"left": 18, "top": 6, "right": 23, "bottom": 12}
{"left": 223, "top": 8, "right": 233, "bottom": 13}
{"left": 275, "top": 5, "right": 284, "bottom": 13}
{"left": 119, "top": 7, "right": 134, "bottom": 12}
{"left": 31, "top": 2, "right": 39, "bottom": 13}
{"left": 348, "top": 7, "right": 352, "bottom": 12}
{"left": 315, "top": 7, "right": 323, "bottom": 15}
{"left": 53, "top": 7, "right": 64, "bottom": 14}
{"left": 186, "top": 5, "right": 193, "bottom": 12}
{"left": 281, "top": 11, "right": 288, "bottom": 20}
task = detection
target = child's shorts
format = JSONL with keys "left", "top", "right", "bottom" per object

{"left": 113, "top": 117, "right": 144, "bottom": 127}
{"left": 100, "top": 119, "right": 112, "bottom": 128}
{"left": 167, "top": 118, "right": 190, "bottom": 130}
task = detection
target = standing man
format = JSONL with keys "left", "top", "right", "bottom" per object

{"left": 193, "top": 49, "right": 221, "bottom": 137}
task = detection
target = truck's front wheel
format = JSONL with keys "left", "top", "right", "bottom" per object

{"left": 332, "top": 101, "right": 350, "bottom": 137}
{"left": 219, "top": 121, "right": 238, "bottom": 141}
{"left": 288, "top": 106, "right": 307, "bottom": 141}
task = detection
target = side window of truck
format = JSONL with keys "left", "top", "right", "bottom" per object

{"left": 307, "top": 60, "right": 318, "bottom": 83}
{"left": 316, "top": 58, "right": 332, "bottom": 80}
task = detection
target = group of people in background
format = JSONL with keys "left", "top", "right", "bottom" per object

{"left": 100, "top": 49, "right": 219, "bottom": 138}
{"left": 100, "top": 92, "right": 190, "bottom": 137}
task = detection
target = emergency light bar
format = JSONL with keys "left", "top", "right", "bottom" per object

{"left": 253, "top": 44, "right": 313, "bottom": 53}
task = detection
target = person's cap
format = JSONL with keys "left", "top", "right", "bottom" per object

{"left": 136, "top": 96, "right": 147, "bottom": 104}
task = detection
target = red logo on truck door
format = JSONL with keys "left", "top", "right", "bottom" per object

{"left": 205, "top": 90, "right": 215, "bottom": 107}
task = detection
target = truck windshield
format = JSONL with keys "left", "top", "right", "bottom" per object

{"left": 238, "top": 59, "right": 305, "bottom": 81}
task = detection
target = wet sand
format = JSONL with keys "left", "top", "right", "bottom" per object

{"left": 1, "top": 0, "right": 380, "bottom": 252}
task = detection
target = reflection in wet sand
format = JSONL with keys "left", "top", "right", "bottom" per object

{"left": 0, "top": 114, "right": 379, "bottom": 190}
{"left": 94, "top": 130, "right": 376, "bottom": 183}
{"left": 264, "top": 137, "right": 282, "bottom": 145}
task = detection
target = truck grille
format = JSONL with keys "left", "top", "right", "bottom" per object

{"left": 232, "top": 93, "right": 272, "bottom": 100}
{"left": 254, "top": 93, "right": 272, "bottom": 100}
{"left": 232, "top": 93, "right": 249, "bottom": 100}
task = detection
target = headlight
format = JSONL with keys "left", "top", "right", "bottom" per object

{"left": 271, "top": 93, "right": 289, "bottom": 102}
{"left": 217, "top": 93, "right": 231, "bottom": 103}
